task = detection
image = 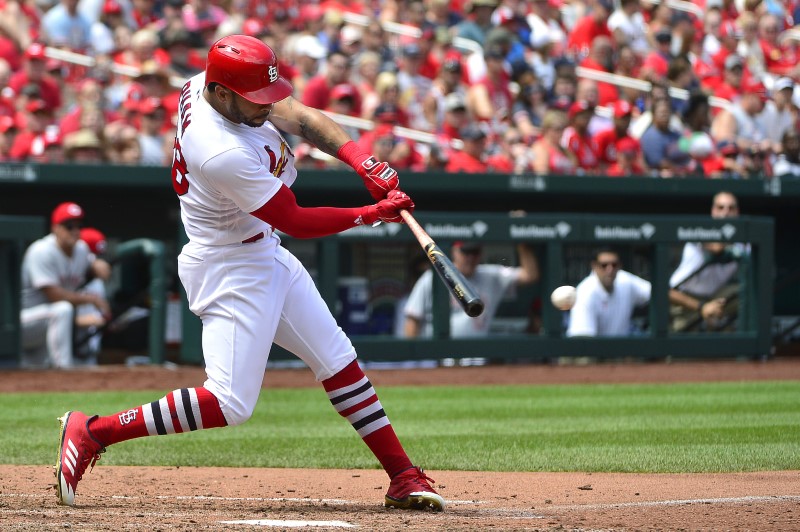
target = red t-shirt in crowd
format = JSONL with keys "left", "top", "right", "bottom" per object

{"left": 606, "top": 161, "right": 644, "bottom": 176}
{"left": 563, "top": 127, "right": 599, "bottom": 172}
{"left": 445, "top": 150, "right": 488, "bottom": 173}
{"left": 8, "top": 72, "right": 62, "bottom": 112}
{"left": 578, "top": 57, "right": 618, "bottom": 106}
{"left": 567, "top": 16, "right": 611, "bottom": 56}
{"left": 594, "top": 128, "right": 640, "bottom": 165}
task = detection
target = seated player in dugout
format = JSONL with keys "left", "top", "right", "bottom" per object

{"left": 668, "top": 191, "right": 748, "bottom": 332}
{"left": 403, "top": 241, "right": 539, "bottom": 338}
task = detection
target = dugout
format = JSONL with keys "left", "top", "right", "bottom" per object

{"left": 0, "top": 163, "right": 791, "bottom": 365}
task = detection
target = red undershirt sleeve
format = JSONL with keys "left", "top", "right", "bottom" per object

{"left": 250, "top": 185, "right": 366, "bottom": 239}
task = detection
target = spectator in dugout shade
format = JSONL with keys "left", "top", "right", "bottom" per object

{"left": 9, "top": 43, "right": 62, "bottom": 114}
{"left": 562, "top": 100, "right": 600, "bottom": 174}
{"left": 532, "top": 109, "right": 577, "bottom": 175}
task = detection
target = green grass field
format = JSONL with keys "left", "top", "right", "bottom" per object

{"left": 4, "top": 381, "right": 799, "bottom": 473}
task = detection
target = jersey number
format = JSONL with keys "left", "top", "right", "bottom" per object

{"left": 171, "top": 137, "right": 190, "bottom": 196}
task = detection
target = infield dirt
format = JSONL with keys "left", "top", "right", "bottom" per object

{"left": 2, "top": 359, "right": 799, "bottom": 531}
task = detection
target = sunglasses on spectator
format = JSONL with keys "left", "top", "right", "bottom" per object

{"left": 61, "top": 221, "right": 82, "bottom": 231}
{"left": 596, "top": 261, "right": 619, "bottom": 269}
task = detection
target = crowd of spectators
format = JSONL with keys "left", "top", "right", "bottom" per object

{"left": 1, "top": 0, "right": 799, "bottom": 179}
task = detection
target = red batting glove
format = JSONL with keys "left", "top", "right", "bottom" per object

{"left": 358, "top": 189, "right": 415, "bottom": 226}
{"left": 337, "top": 141, "right": 399, "bottom": 200}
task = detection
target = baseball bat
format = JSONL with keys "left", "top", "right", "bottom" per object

{"left": 399, "top": 210, "right": 485, "bottom": 317}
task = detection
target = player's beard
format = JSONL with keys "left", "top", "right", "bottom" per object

{"left": 229, "top": 97, "right": 270, "bottom": 128}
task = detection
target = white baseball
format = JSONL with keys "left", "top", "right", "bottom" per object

{"left": 550, "top": 285, "right": 576, "bottom": 310}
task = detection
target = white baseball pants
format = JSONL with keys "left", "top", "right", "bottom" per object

{"left": 178, "top": 235, "right": 357, "bottom": 426}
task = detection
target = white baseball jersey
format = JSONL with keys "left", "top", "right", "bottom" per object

{"left": 172, "top": 73, "right": 297, "bottom": 246}
{"left": 172, "top": 73, "right": 356, "bottom": 426}
{"left": 21, "top": 234, "right": 93, "bottom": 309}
{"left": 567, "top": 270, "right": 651, "bottom": 337}
{"left": 403, "top": 264, "right": 519, "bottom": 337}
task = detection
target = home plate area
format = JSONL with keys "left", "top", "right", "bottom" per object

{"left": 2, "top": 465, "right": 799, "bottom": 530}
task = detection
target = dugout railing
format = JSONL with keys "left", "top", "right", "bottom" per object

{"left": 176, "top": 212, "right": 774, "bottom": 363}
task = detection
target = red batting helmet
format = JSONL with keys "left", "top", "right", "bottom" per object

{"left": 205, "top": 35, "right": 292, "bottom": 105}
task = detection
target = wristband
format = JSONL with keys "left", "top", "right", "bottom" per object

{"left": 337, "top": 141, "right": 370, "bottom": 172}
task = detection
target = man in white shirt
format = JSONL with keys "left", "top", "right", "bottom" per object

{"left": 567, "top": 248, "right": 651, "bottom": 337}
{"left": 403, "top": 241, "right": 539, "bottom": 338}
{"left": 669, "top": 191, "right": 745, "bottom": 331}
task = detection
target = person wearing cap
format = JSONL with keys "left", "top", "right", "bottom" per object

{"left": 8, "top": 43, "right": 63, "bottom": 113}
{"left": 563, "top": 100, "right": 600, "bottom": 173}
{"left": 74, "top": 227, "right": 111, "bottom": 362}
{"left": 437, "top": 92, "right": 471, "bottom": 146}
{"left": 8, "top": 99, "right": 56, "bottom": 162}
{"left": 710, "top": 77, "right": 772, "bottom": 160}
{"left": 606, "top": 136, "right": 645, "bottom": 176}
{"left": 421, "top": 57, "right": 466, "bottom": 131}
{"left": 160, "top": 27, "right": 205, "bottom": 78}
{"left": 356, "top": 123, "right": 424, "bottom": 171}
{"left": 445, "top": 122, "right": 503, "bottom": 173}
{"left": 567, "top": 248, "right": 651, "bottom": 337}
{"left": 20, "top": 202, "right": 112, "bottom": 368}
{"left": 756, "top": 77, "right": 796, "bottom": 148}
{"left": 290, "top": 34, "right": 328, "bottom": 97}
{"left": 89, "top": 0, "right": 127, "bottom": 56}
{"left": 594, "top": 99, "right": 644, "bottom": 173}
{"left": 712, "top": 54, "right": 748, "bottom": 103}
{"left": 578, "top": 36, "right": 620, "bottom": 107}
{"left": 640, "top": 28, "right": 674, "bottom": 83}
{"left": 511, "top": 81, "right": 547, "bottom": 142}
{"left": 396, "top": 43, "right": 434, "bottom": 131}
{"left": 40, "top": 0, "right": 92, "bottom": 50}
{"left": 455, "top": 0, "right": 498, "bottom": 47}
{"left": 403, "top": 241, "right": 539, "bottom": 338}
{"left": 137, "top": 97, "right": 169, "bottom": 165}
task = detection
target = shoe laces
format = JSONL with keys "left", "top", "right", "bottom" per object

{"left": 400, "top": 466, "right": 436, "bottom": 490}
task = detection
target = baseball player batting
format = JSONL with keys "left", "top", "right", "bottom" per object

{"left": 55, "top": 35, "right": 443, "bottom": 512}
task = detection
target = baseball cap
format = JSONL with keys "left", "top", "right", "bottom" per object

{"left": 568, "top": 100, "right": 594, "bottom": 120}
{"left": 102, "top": 0, "right": 122, "bottom": 15}
{"left": 25, "top": 99, "right": 49, "bottom": 114}
{"left": 724, "top": 54, "right": 744, "bottom": 70}
{"left": 654, "top": 29, "right": 672, "bottom": 43}
{"left": 612, "top": 100, "right": 633, "bottom": 118}
{"left": 442, "top": 58, "right": 462, "bottom": 73}
{"left": 64, "top": 129, "right": 102, "bottom": 152}
{"left": 453, "top": 241, "right": 482, "bottom": 253}
{"left": 25, "top": 42, "right": 47, "bottom": 61}
{"left": 402, "top": 43, "right": 422, "bottom": 57}
{"left": 743, "top": 78, "right": 768, "bottom": 100}
{"left": 52, "top": 202, "right": 84, "bottom": 226}
{"left": 373, "top": 102, "right": 400, "bottom": 123}
{"left": 340, "top": 25, "right": 363, "bottom": 46}
{"left": 330, "top": 83, "right": 357, "bottom": 101}
{"left": 80, "top": 227, "right": 107, "bottom": 254}
{"left": 460, "top": 123, "right": 487, "bottom": 141}
{"left": 717, "top": 140, "right": 739, "bottom": 156}
{"left": 0, "top": 116, "right": 17, "bottom": 133}
{"left": 774, "top": 77, "right": 794, "bottom": 92}
{"left": 138, "top": 97, "right": 163, "bottom": 115}
{"left": 444, "top": 92, "right": 467, "bottom": 112}
{"left": 294, "top": 35, "right": 326, "bottom": 60}
{"left": 241, "top": 18, "right": 266, "bottom": 38}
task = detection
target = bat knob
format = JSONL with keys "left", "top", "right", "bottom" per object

{"left": 466, "top": 300, "right": 485, "bottom": 317}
